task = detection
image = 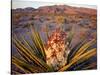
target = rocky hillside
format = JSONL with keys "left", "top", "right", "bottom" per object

{"left": 12, "top": 5, "right": 96, "bottom": 15}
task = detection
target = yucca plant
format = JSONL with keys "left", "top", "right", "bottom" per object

{"left": 11, "top": 25, "right": 97, "bottom": 74}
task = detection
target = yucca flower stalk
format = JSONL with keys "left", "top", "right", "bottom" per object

{"left": 45, "top": 28, "right": 70, "bottom": 70}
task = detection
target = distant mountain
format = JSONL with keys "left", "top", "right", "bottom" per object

{"left": 12, "top": 7, "right": 36, "bottom": 13}
{"left": 12, "top": 5, "right": 96, "bottom": 15}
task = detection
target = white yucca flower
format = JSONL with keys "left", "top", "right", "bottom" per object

{"left": 45, "top": 28, "right": 70, "bottom": 70}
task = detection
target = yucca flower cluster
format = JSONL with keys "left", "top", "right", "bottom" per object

{"left": 45, "top": 28, "right": 70, "bottom": 70}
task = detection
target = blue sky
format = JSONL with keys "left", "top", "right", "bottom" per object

{"left": 12, "top": 0, "right": 97, "bottom": 9}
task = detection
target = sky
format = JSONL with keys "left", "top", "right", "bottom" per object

{"left": 12, "top": 0, "right": 97, "bottom": 9}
